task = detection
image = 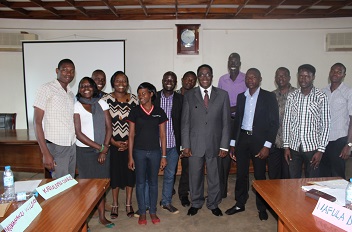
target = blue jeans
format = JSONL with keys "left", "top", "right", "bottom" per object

{"left": 161, "top": 147, "right": 179, "bottom": 205}
{"left": 133, "top": 149, "right": 161, "bottom": 214}
{"left": 143, "top": 178, "right": 150, "bottom": 208}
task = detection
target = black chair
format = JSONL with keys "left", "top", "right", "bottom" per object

{"left": 0, "top": 113, "right": 17, "bottom": 130}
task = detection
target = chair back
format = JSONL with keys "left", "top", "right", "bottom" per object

{"left": 0, "top": 113, "right": 17, "bottom": 130}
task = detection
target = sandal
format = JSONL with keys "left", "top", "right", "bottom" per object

{"left": 126, "top": 204, "right": 134, "bottom": 218}
{"left": 99, "top": 220, "right": 115, "bottom": 228}
{"left": 110, "top": 205, "right": 118, "bottom": 219}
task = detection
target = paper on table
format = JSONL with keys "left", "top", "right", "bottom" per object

{"left": 318, "top": 188, "right": 346, "bottom": 206}
{"left": 302, "top": 184, "right": 329, "bottom": 192}
{"left": 302, "top": 179, "right": 348, "bottom": 206}
{"left": 308, "top": 179, "right": 348, "bottom": 189}
{"left": 15, "top": 180, "right": 42, "bottom": 193}
{"left": 0, "top": 203, "right": 11, "bottom": 217}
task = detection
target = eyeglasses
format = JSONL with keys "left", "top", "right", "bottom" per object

{"left": 198, "top": 73, "right": 212, "bottom": 78}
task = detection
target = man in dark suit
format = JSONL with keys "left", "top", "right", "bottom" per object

{"left": 154, "top": 71, "right": 183, "bottom": 214}
{"left": 181, "top": 64, "right": 231, "bottom": 217}
{"left": 225, "top": 68, "right": 279, "bottom": 221}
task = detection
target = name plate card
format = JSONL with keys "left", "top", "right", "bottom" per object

{"left": 36, "top": 174, "right": 78, "bottom": 200}
{"left": 313, "top": 197, "right": 352, "bottom": 231}
{"left": 0, "top": 196, "right": 42, "bottom": 232}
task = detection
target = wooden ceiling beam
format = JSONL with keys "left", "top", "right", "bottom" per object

{"left": 205, "top": 0, "right": 214, "bottom": 17}
{"left": 264, "top": 0, "right": 286, "bottom": 17}
{"left": 295, "top": 0, "right": 322, "bottom": 16}
{"left": 175, "top": 0, "right": 178, "bottom": 18}
{"left": 1, "top": 0, "right": 352, "bottom": 20}
{"left": 138, "top": 0, "right": 149, "bottom": 16}
{"left": 0, "top": 0, "right": 29, "bottom": 16}
{"left": 65, "top": 0, "right": 89, "bottom": 17}
{"left": 30, "top": 0, "right": 61, "bottom": 17}
{"left": 235, "top": 0, "right": 250, "bottom": 16}
{"left": 100, "top": 0, "right": 119, "bottom": 18}
{"left": 326, "top": 0, "right": 352, "bottom": 15}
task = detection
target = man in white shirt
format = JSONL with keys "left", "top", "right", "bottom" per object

{"left": 225, "top": 68, "right": 279, "bottom": 221}
{"left": 320, "top": 63, "right": 352, "bottom": 178}
{"left": 33, "top": 58, "right": 76, "bottom": 179}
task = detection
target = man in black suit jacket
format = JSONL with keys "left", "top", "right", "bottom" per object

{"left": 225, "top": 68, "right": 279, "bottom": 221}
{"left": 154, "top": 71, "right": 183, "bottom": 214}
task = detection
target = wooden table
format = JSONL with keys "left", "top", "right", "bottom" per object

{"left": 0, "top": 178, "right": 110, "bottom": 232}
{"left": 0, "top": 129, "right": 51, "bottom": 178}
{"left": 253, "top": 178, "right": 345, "bottom": 232}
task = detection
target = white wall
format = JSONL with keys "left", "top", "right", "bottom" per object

{"left": 1, "top": 18, "right": 352, "bottom": 129}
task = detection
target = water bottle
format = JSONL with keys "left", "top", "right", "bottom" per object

{"left": 345, "top": 178, "right": 352, "bottom": 210}
{"left": 3, "top": 166, "right": 15, "bottom": 196}
{"left": 0, "top": 191, "right": 38, "bottom": 203}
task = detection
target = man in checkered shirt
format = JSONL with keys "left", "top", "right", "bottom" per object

{"left": 283, "top": 64, "right": 330, "bottom": 178}
{"left": 33, "top": 59, "right": 76, "bottom": 179}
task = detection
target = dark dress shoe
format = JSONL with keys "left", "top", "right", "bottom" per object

{"left": 187, "top": 207, "right": 199, "bottom": 216}
{"left": 259, "top": 210, "right": 268, "bottom": 221}
{"left": 225, "top": 205, "right": 245, "bottom": 215}
{"left": 211, "top": 208, "right": 223, "bottom": 216}
{"left": 180, "top": 196, "right": 190, "bottom": 207}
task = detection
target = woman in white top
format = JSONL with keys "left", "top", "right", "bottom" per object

{"left": 74, "top": 77, "right": 114, "bottom": 228}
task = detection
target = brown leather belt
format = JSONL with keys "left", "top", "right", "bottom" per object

{"left": 241, "top": 129, "right": 253, "bottom": 136}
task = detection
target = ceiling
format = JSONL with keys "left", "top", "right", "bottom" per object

{"left": 0, "top": 0, "right": 352, "bottom": 21}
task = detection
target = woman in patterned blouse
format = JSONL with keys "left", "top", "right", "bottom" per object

{"left": 102, "top": 71, "right": 138, "bottom": 219}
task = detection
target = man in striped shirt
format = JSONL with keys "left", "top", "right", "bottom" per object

{"left": 155, "top": 71, "right": 183, "bottom": 214}
{"left": 283, "top": 64, "right": 330, "bottom": 178}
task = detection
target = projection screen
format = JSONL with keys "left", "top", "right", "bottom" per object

{"left": 22, "top": 40, "right": 125, "bottom": 129}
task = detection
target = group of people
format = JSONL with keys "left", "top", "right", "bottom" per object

{"left": 33, "top": 54, "right": 351, "bottom": 227}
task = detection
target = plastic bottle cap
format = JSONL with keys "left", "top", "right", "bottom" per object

{"left": 34, "top": 192, "right": 38, "bottom": 197}
{"left": 350, "top": 178, "right": 352, "bottom": 182}
{"left": 5, "top": 166, "right": 10, "bottom": 170}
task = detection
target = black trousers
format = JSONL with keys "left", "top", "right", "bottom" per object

{"left": 178, "top": 157, "right": 190, "bottom": 198}
{"left": 320, "top": 136, "right": 347, "bottom": 179}
{"left": 235, "top": 131, "right": 267, "bottom": 211}
{"left": 217, "top": 117, "right": 234, "bottom": 198}
{"left": 268, "top": 146, "right": 290, "bottom": 179}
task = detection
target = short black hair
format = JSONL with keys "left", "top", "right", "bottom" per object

{"left": 163, "top": 71, "right": 177, "bottom": 80}
{"left": 76, "top": 77, "right": 99, "bottom": 100}
{"left": 332, "top": 63, "right": 346, "bottom": 73}
{"left": 247, "top": 68, "right": 261, "bottom": 77}
{"left": 137, "top": 82, "right": 157, "bottom": 102}
{"left": 58, "top": 59, "right": 75, "bottom": 69}
{"left": 182, "top": 71, "right": 196, "bottom": 79}
{"left": 229, "top": 53, "right": 241, "bottom": 60}
{"left": 92, "top": 69, "right": 106, "bottom": 77}
{"left": 110, "top": 71, "right": 129, "bottom": 89}
{"left": 197, "top": 64, "right": 213, "bottom": 76}
{"left": 276, "top": 67, "right": 290, "bottom": 76}
{"left": 298, "top": 64, "right": 316, "bottom": 75}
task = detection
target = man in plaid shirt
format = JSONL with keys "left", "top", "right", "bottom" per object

{"left": 283, "top": 64, "right": 330, "bottom": 178}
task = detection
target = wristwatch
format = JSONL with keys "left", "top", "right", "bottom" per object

{"left": 348, "top": 142, "right": 352, "bottom": 147}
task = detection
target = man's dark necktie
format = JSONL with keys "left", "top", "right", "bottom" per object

{"left": 204, "top": 89, "right": 209, "bottom": 108}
